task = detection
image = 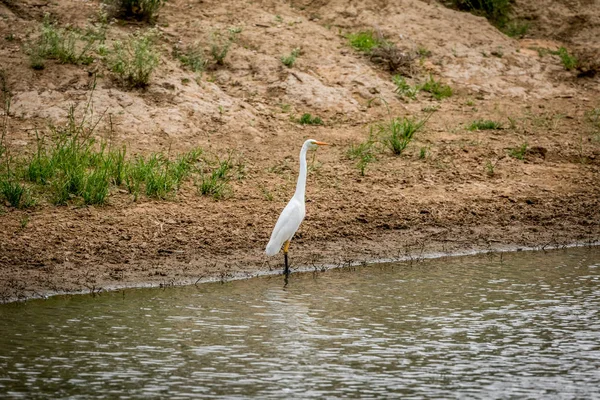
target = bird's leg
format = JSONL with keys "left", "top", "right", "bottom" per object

{"left": 283, "top": 240, "right": 291, "bottom": 275}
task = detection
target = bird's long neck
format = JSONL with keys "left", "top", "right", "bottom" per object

{"left": 293, "top": 144, "right": 309, "bottom": 202}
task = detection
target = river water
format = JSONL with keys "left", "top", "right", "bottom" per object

{"left": 1, "top": 247, "right": 599, "bottom": 398}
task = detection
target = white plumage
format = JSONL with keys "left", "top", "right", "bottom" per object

{"left": 265, "top": 198, "right": 305, "bottom": 256}
{"left": 265, "top": 139, "right": 329, "bottom": 266}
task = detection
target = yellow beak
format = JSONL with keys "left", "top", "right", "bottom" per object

{"left": 315, "top": 141, "right": 330, "bottom": 146}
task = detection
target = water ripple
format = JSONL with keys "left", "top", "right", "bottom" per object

{"left": 1, "top": 247, "right": 599, "bottom": 398}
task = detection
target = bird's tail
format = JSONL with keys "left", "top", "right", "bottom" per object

{"left": 265, "top": 239, "right": 281, "bottom": 256}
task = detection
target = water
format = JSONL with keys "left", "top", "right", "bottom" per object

{"left": 1, "top": 247, "right": 599, "bottom": 399}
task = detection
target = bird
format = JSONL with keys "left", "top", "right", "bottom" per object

{"left": 265, "top": 139, "right": 329, "bottom": 275}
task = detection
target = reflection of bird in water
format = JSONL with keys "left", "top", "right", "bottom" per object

{"left": 263, "top": 286, "right": 320, "bottom": 362}
{"left": 265, "top": 139, "right": 329, "bottom": 275}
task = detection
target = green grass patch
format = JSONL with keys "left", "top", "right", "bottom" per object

{"left": 420, "top": 75, "right": 453, "bottom": 100}
{"left": 177, "top": 43, "right": 207, "bottom": 73}
{"left": 124, "top": 148, "right": 203, "bottom": 200}
{"left": 485, "top": 159, "right": 499, "bottom": 176}
{"left": 467, "top": 119, "right": 503, "bottom": 131}
{"left": 550, "top": 47, "right": 578, "bottom": 70}
{"left": 346, "top": 138, "right": 376, "bottom": 176}
{"left": 346, "top": 30, "right": 413, "bottom": 73}
{"left": 210, "top": 28, "right": 241, "bottom": 66}
{"left": 392, "top": 75, "right": 419, "bottom": 100}
{"left": 347, "top": 30, "right": 386, "bottom": 53}
{"left": 108, "top": 30, "right": 160, "bottom": 87}
{"left": 417, "top": 47, "right": 432, "bottom": 57}
{"left": 22, "top": 105, "right": 119, "bottom": 205}
{"left": 8, "top": 129, "right": 208, "bottom": 205}
{"left": 196, "top": 156, "right": 236, "bottom": 199}
{"left": 0, "top": 86, "right": 244, "bottom": 207}
{"left": 509, "top": 142, "right": 528, "bottom": 160}
{"left": 0, "top": 176, "right": 33, "bottom": 208}
{"left": 27, "top": 16, "right": 101, "bottom": 69}
{"left": 502, "top": 20, "right": 530, "bottom": 38}
{"left": 297, "top": 113, "right": 324, "bottom": 125}
{"left": 281, "top": 48, "right": 300, "bottom": 67}
{"left": 376, "top": 116, "right": 427, "bottom": 155}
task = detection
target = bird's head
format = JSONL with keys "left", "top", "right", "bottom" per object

{"left": 305, "top": 139, "right": 329, "bottom": 150}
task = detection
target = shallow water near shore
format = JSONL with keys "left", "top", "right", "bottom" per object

{"left": 1, "top": 247, "right": 599, "bottom": 398}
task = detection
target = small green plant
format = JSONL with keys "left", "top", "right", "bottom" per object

{"left": 509, "top": 142, "right": 528, "bottom": 160}
{"left": 197, "top": 157, "right": 233, "bottom": 199}
{"left": 20, "top": 215, "right": 30, "bottom": 229}
{"left": 125, "top": 148, "right": 200, "bottom": 200}
{"left": 124, "top": 157, "right": 145, "bottom": 199}
{"left": 260, "top": 185, "right": 274, "bottom": 201}
{"left": 0, "top": 178, "right": 29, "bottom": 208}
{"left": 81, "top": 167, "right": 110, "bottom": 205}
{"left": 106, "top": 0, "right": 167, "bottom": 22}
{"left": 550, "top": 47, "right": 578, "bottom": 70}
{"left": 27, "top": 16, "right": 98, "bottom": 69}
{"left": 347, "top": 138, "right": 376, "bottom": 176}
{"left": 210, "top": 29, "right": 240, "bottom": 65}
{"left": 107, "top": 145, "right": 127, "bottom": 186}
{"left": 298, "top": 113, "right": 323, "bottom": 125}
{"left": 417, "top": 46, "right": 432, "bottom": 57}
{"left": 467, "top": 119, "right": 503, "bottom": 131}
{"left": 108, "top": 30, "right": 159, "bottom": 87}
{"left": 29, "top": 51, "right": 46, "bottom": 70}
{"left": 419, "top": 147, "right": 427, "bottom": 159}
{"left": 376, "top": 116, "right": 426, "bottom": 155}
{"left": 347, "top": 30, "right": 385, "bottom": 53}
{"left": 281, "top": 48, "right": 300, "bottom": 67}
{"left": 178, "top": 43, "right": 206, "bottom": 73}
{"left": 503, "top": 20, "right": 530, "bottom": 38}
{"left": 485, "top": 159, "right": 499, "bottom": 176}
{"left": 420, "top": 75, "right": 453, "bottom": 100}
{"left": 392, "top": 75, "right": 419, "bottom": 100}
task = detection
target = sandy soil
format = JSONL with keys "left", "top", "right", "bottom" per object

{"left": 0, "top": 0, "right": 599, "bottom": 301}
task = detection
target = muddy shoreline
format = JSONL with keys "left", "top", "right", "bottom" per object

{"left": 3, "top": 238, "right": 599, "bottom": 304}
{"left": 2, "top": 213, "right": 598, "bottom": 303}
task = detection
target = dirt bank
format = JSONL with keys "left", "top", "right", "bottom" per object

{"left": 0, "top": 0, "right": 599, "bottom": 301}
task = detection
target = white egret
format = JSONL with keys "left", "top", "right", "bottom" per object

{"left": 265, "top": 139, "right": 329, "bottom": 274}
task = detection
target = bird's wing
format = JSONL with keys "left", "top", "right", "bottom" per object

{"left": 265, "top": 199, "right": 305, "bottom": 255}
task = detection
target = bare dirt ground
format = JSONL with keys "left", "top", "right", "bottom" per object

{"left": 0, "top": 0, "right": 599, "bottom": 301}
